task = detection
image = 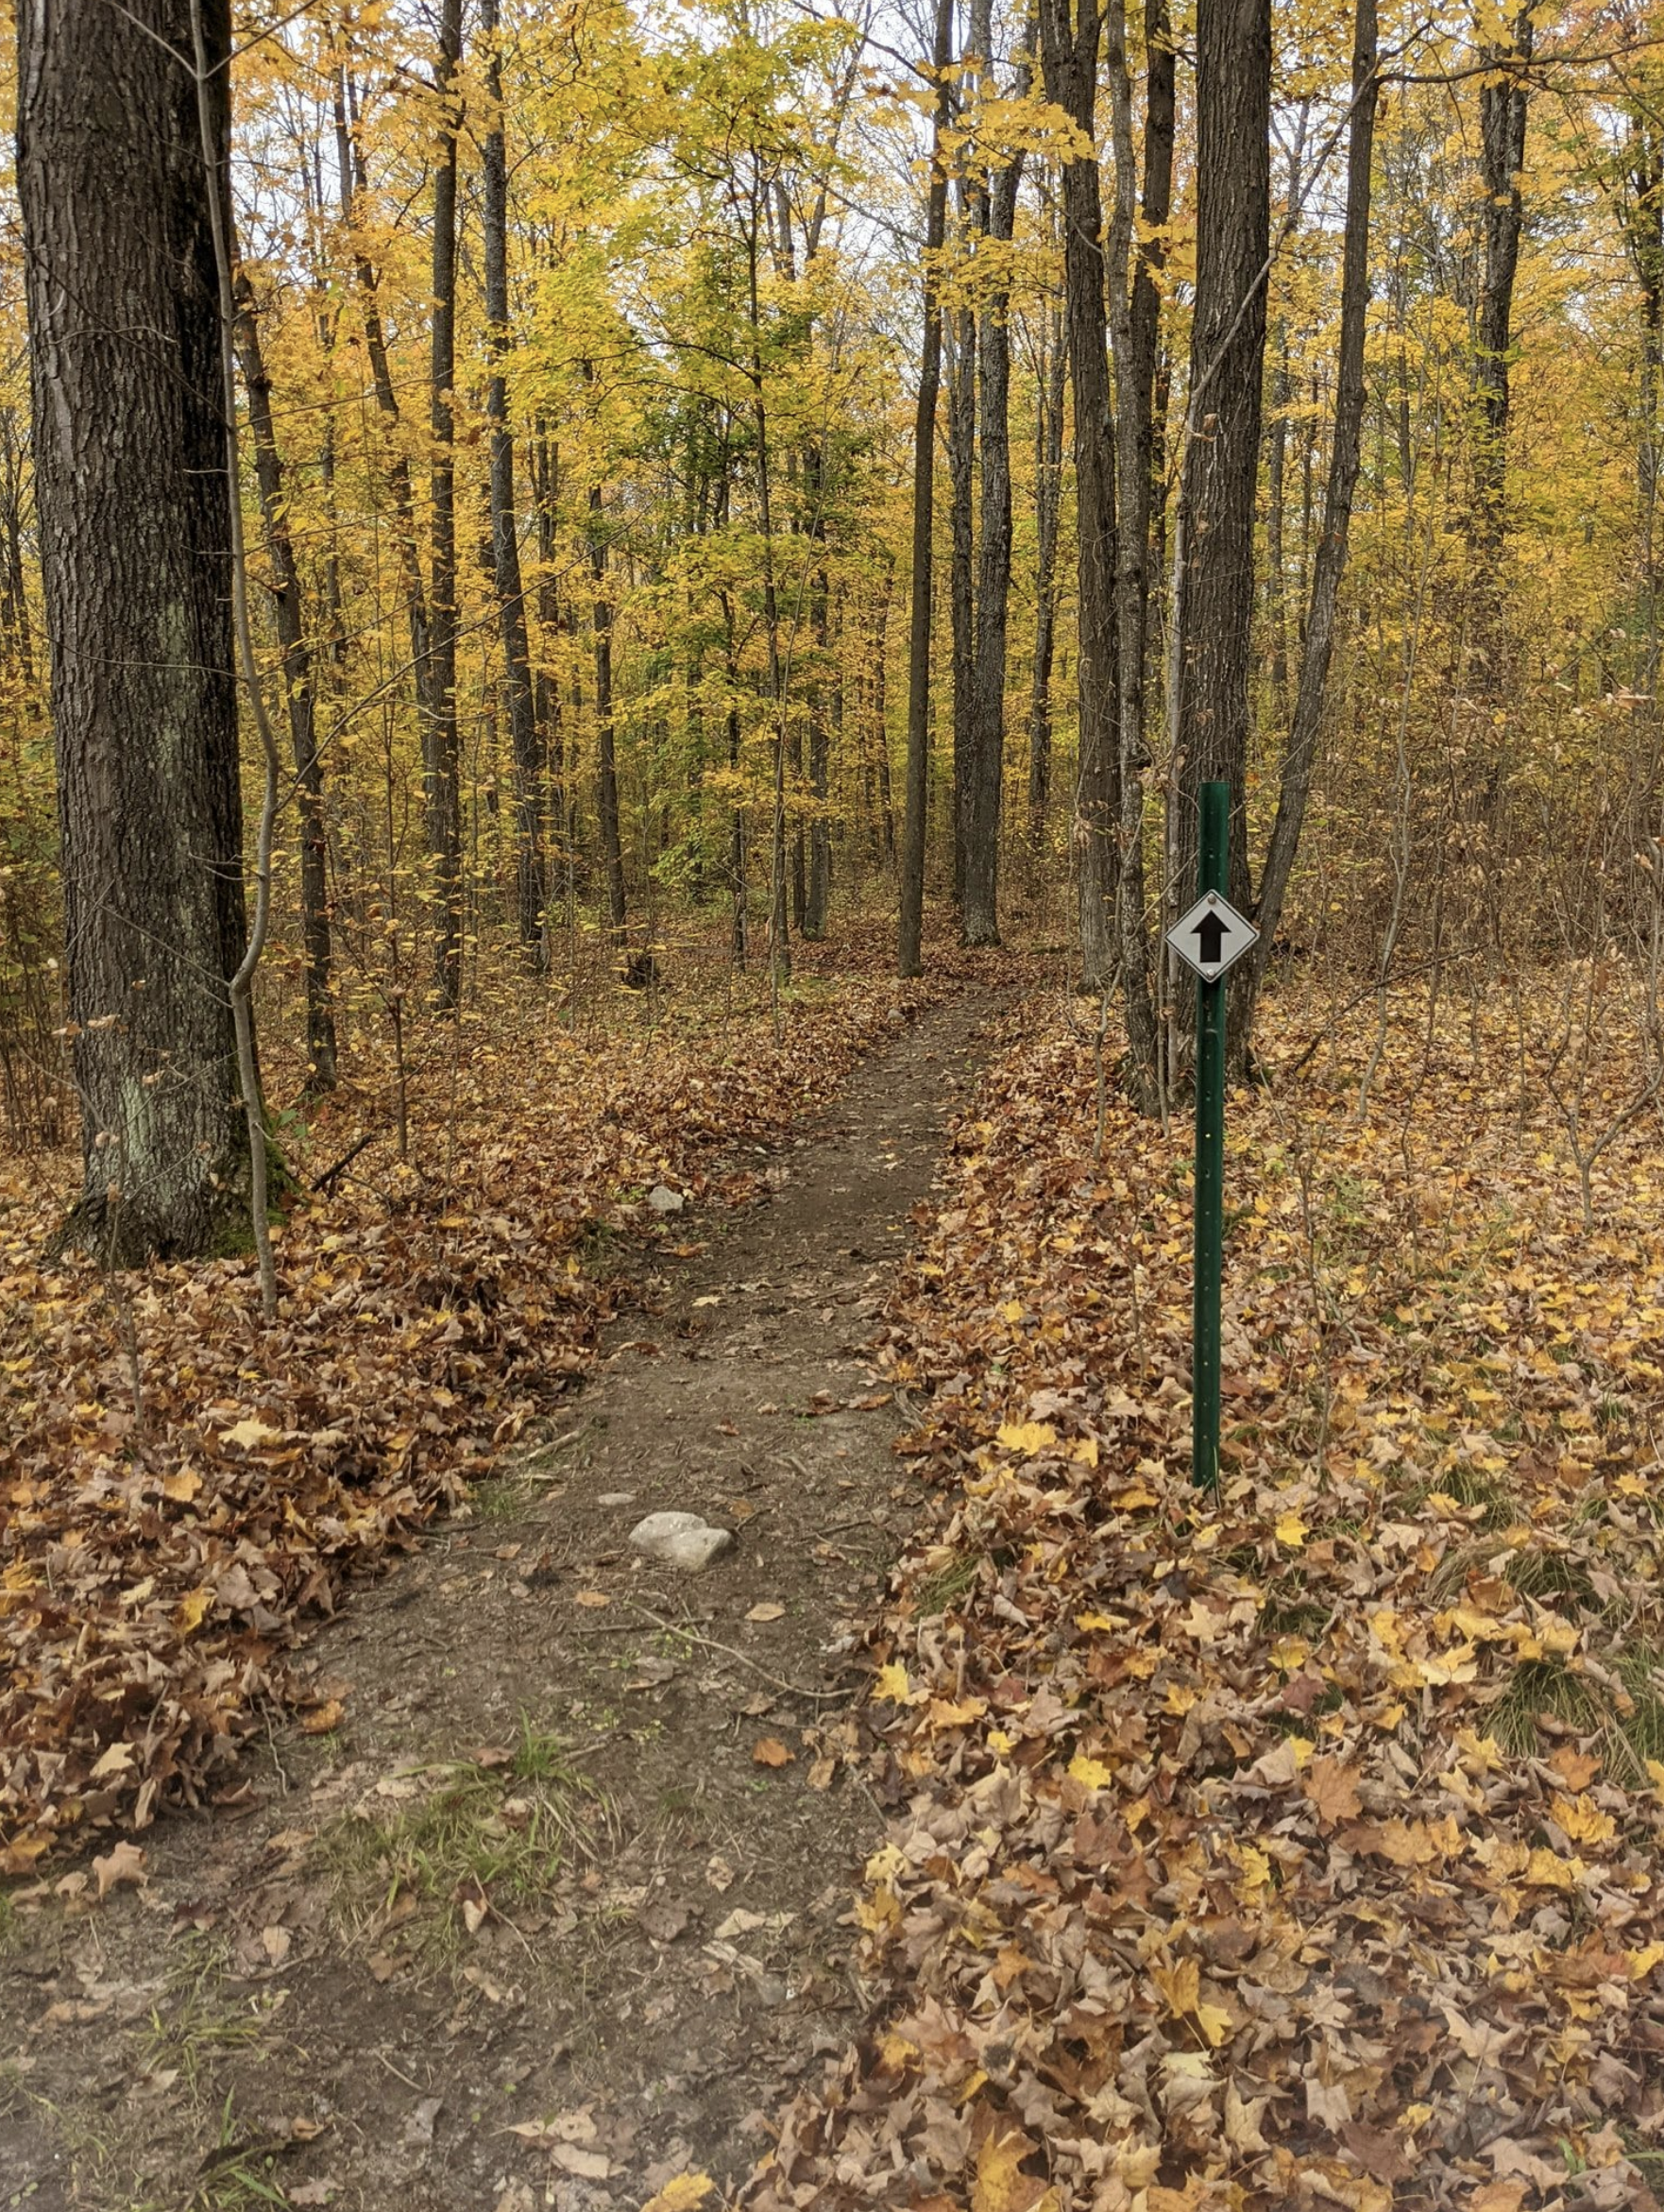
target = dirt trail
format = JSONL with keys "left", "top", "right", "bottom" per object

{"left": 0, "top": 987, "right": 999, "bottom": 2212}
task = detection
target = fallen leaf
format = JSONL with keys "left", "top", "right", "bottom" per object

{"left": 551, "top": 2145, "right": 610, "bottom": 2180}
{"left": 219, "top": 1417, "right": 284, "bottom": 1451}
{"left": 93, "top": 1842, "right": 146, "bottom": 1898}
{"left": 752, "top": 1737, "right": 793, "bottom": 1767}
{"left": 746, "top": 1601, "right": 787, "bottom": 1623}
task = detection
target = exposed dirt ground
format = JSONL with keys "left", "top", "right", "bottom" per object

{"left": 0, "top": 986, "right": 999, "bottom": 2212}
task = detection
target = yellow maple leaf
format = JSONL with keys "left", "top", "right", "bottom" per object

{"left": 1551, "top": 1792, "right": 1616, "bottom": 1847}
{"left": 219, "top": 1417, "right": 282, "bottom": 1451}
{"left": 972, "top": 2124, "right": 1040, "bottom": 2212}
{"left": 1524, "top": 1847, "right": 1584, "bottom": 1889}
{"left": 995, "top": 1420, "right": 1056, "bottom": 1455}
{"left": 1196, "top": 1999, "right": 1233, "bottom": 2049}
{"left": 1152, "top": 1956, "right": 1200, "bottom": 2016}
{"left": 175, "top": 1588, "right": 212, "bottom": 1635}
{"left": 873, "top": 1661, "right": 911, "bottom": 1702}
{"left": 1068, "top": 1752, "right": 1113, "bottom": 1791}
{"left": 640, "top": 2175, "right": 715, "bottom": 2212}
{"left": 1274, "top": 1511, "right": 1307, "bottom": 1548}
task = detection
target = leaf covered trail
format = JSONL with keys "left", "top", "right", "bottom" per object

{"left": 762, "top": 984, "right": 1664, "bottom": 2212}
{"left": 0, "top": 978, "right": 1003, "bottom": 2210}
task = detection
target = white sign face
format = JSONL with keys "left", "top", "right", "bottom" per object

{"left": 1165, "top": 891, "right": 1260, "bottom": 982}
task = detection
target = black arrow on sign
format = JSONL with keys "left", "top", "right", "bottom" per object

{"left": 1192, "top": 907, "right": 1229, "bottom": 968}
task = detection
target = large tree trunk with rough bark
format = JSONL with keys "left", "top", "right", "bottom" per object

{"left": 1039, "top": 0, "right": 1119, "bottom": 990}
{"left": 18, "top": 0, "right": 252, "bottom": 1261}
{"left": 1174, "top": 0, "right": 1272, "bottom": 940}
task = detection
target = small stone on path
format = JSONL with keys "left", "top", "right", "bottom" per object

{"left": 647, "top": 1184, "right": 687, "bottom": 1214}
{"left": 597, "top": 1490, "right": 637, "bottom": 1507}
{"left": 629, "top": 1510, "right": 734, "bottom": 1571}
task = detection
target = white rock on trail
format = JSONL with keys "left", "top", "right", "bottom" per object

{"left": 628, "top": 1510, "right": 733, "bottom": 1572}
{"left": 646, "top": 1184, "right": 687, "bottom": 1214}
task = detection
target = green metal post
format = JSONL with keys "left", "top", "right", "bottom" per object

{"left": 1193, "top": 781, "right": 1230, "bottom": 1490}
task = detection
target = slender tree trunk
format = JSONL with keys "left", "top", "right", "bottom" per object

{"left": 19, "top": 0, "right": 251, "bottom": 1260}
{"left": 963, "top": 28, "right": 1032, "bottom": 948}
{"left": 874, "top": 566, "right": 897, "bottom": 864}
{"left": 1174, "top": 0, "right": 1272, "bottom": 964}
{"left": 531, "top": 432, "right": 567, "bottom": 855}
{"left": 482, "top": 0, "right": 546, "bottom": 959}
{"left": 589, "top": 484, "right": 628, "bottom": 944}
{"left": 335, "top": 64, "right": 430, "bottom": 728}
{"left": 948, "top": 301, "right": 976, "bottom": 911}
{"left": 425, "top": 0, "right": 464, "bottom": 1008}
{"left": 899, "top": 0, "right": 955, "bottom": 978}
{"left": 1623, "top": 121, "right": 1664, "bottom": 707}
{"left": 1029, "top": 294, "right": 1065, "bottom": 859}
{"left": 1474, "top": 7, "right": 1534, "bottom": 563}
{"left": 1243, "top": 0, "right": 1380, "bottom": 1036}
{"left": 1104, "top": 0, "right": 1172, "bottom": 1104}
{"left": 1467, "top": 2, "right": 1533, "bottom": 759}
{"left": 806, "top": 566, "right": 832, "bottom": 938}
{"left": 232, "top": 270, "right": 338, "bottom": 1088}
{"left": 1263, "top": 112, "right": 1308, "bottom": 711}
{"left": 1039, "top": 0, "right": 1119, "bottom": 989}
{"left": 742, "top": 166, "right": 791, "bottom": 992}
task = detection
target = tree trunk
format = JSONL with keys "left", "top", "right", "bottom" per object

{"left": 1242, "top": 0, "right": 1380, "bottom": 1035}
{"left": 1028, "top": 295, "right": 1065, "bottom": 859}
{"left": 426, "top": 0, "right": 465, "bottom": 1008}
{"left": 232, "top": 270, "right": 338, "bottom": 1090}
{"left": 1474, "top": 7, "right": 1534, "bottom": 561}
{"left": 589, "top": 485, "right": 628, "bottom": 943}
{"left": 948, "top": 302, "right": 976, "bottom": 911}
{"left": 874, "top": 566, "right": 897, "bottom": 864}
{"left": 335, "top": 64, "right": 431, "bottom": 733}
{"left": 1039, "top": 0, "right": 1119, "bottom": 990}
{"left": 963, "top": 30, "right": 1032, "bottom": 949}
{"left": 805, "top": 567, "right": 832, "bottom": 939}
{"left": 1104, "top": 0, "right": 1173, "bottom": 1104}
{"left": 531, "top": 432, "right": 567, "bottom": 860}
{"left": 898, "top": 0, "right": 955, "bottom": 978}
{"left": 482, "top": 0, "right": 546, "bottom": 960}
{"left": 1174, "top": 0, "right": 1272, "bottom": 950}
{"left": 19, "top": 0, "right": 251, "bottom": 1260}
{"left": 1623, "top": 118, "right": 1664, "bottom": 706}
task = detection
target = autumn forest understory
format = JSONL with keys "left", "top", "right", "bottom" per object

{"left": 7, "top": 0, "right": 1664, "bottom": 2204}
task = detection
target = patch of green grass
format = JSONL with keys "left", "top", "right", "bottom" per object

{"left": 470, "top": 1473, "right": 532, "bottom": 1523}
{"left": 317, "top": 1717, "right": 606, "bottom": 1956}
{"left": 140, "top": 1941, "right": 274, "bottom": 2096}
{"left": 1609, "top": 1641, "right": 1664, "bottom": 1772}
{"left": 1505, "top": 1545, "right": 1597, "bottom": 1609}
{"left": 187, "top": 2098, "right": 295, "bottom": 2210}
{"left": 1257, "top": 1574, "right": 1332, "bottom": 1641}
{"left": 1489, "top": 1657, "right": 1602, "bottom": 1758}
{"left": 912, "top": 1549, "right": 981, "bottom": 1616}
{"left": 1487, "top": 1639, "right": 1664, "bottom": 1783}
{"left": 1399, "top": 1463, "right": 1515, "bottom": 1533}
